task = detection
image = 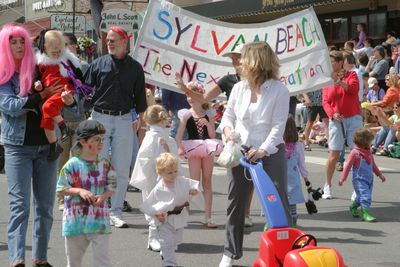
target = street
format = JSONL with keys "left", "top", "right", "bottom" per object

{"left": 0, "top": 145, "right": 399, "bottom": 267}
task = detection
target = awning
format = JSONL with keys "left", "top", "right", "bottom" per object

{"left": 24, "top": 17, "right": 50, "bottom": 37}
{"left": 184, "top": 0, "right": 351, "bottom": 20}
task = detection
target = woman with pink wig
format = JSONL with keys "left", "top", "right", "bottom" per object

{"left": 0, "top": 23, "right": 65, "bottom": 267}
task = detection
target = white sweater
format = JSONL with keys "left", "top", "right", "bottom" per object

{"left": 220, "top": 79, "right": 289, "bottom": 155}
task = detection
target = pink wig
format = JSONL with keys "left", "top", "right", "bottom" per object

{"left": 0, "top": 23, "right": 35, "bottom": 96}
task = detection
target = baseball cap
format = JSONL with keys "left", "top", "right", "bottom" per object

{"left": 76, "top": 120, "right": 106, "bottom": 140}
{"left": 367, "top": 77, "right": 378, "bottom": 87}
{"left": 394, "top": 39, "right": 400, "bottom": 46}
{"left": 222, "top": 44, "right": 244, "bottom": 58}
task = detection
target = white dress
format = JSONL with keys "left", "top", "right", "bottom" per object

{"left": 129, "top": 125, "right": 178, "bottom": 200}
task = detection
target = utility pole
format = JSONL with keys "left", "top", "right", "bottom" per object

{"left": 72, "top": 0, "right": 76, "bottom": 35}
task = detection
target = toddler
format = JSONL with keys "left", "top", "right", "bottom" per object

{"left": 339, "top": 127, "right": 386, "bottom": 222}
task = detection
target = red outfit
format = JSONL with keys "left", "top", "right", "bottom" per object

{"left": 322, "top": 71, "right": 360, "bottom": 119}
{"left": 340, "top": 146, "right": 382, "bottom": 183}
{"left": 380, "top": 86, "right": 400, "bottom": 108}
{"left": 36, "top": 51, "right": 80, "bottom": 130}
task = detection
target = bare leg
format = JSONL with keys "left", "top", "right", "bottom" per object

{"left": 303, "top": 120, "right": 314, "bottom": 146}
{"left": 44, "top": 129, "right": 57, "bottom": 143}
{"left": 201, "top": 156, "right": 214, "bottom": 221}
{"left": 325, "top": 150, "right": 340, "bottom": 186}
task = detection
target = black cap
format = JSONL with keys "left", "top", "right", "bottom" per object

{"left": 76, "top": 120, "right": 106, "bottom": 140}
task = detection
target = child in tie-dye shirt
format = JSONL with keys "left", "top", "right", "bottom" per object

{"left": 57, "top": 120, "right": 116, "bottom": 267}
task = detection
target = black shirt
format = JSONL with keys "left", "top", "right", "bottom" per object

{"left": 217, "top": 74, "right": 240, "bottom": 100}
{"left": 84, "top": 54, "right": 147, "bottom": 113}
{"left": 22, "top": 93, "right": 48, "bottom": 145}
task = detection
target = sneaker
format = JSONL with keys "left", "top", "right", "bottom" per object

{"left": 335, "top": 162, "right": 343, "bottom": 172}
{"left": 110, "top": 215, "right": 128, "bottom": 228}
{"left": 322, "top": 184, "right": 332, "bottom": 199}
{"left": 147, "top": 237, "right": 161, "bottom": 252}
{"left": 388, "top": 144, "right": 395, "bottom": 150}
{"left": 362, "top": 209, "right": 376, "bottom": 222}
{"left": 122, "top": 200, "right": 133, "bottom": 212}
{"left": 219, "top": 254, "right": 234, "bottom": 267}
{"left": 244, "top": 216, "right": 253, "bottom": 227}
{"left": 371, "top": 146, "right": 377, "bottom": 154}
{"left": 376, "top": 149, "right": 389, "bottom": 156}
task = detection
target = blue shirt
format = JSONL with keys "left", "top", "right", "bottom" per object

{"left": 367, "top": 88, "right": 385, "bottom": 102}
{"left": 161, "top": 89, "right": 190, "bottom": 112}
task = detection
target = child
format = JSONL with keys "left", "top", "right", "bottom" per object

{"left": 339, "top": 128, "right": 386, "bottom": 222}
{"left": 56, "top": 119, "right": 116, "bottom": 267}
{"left": 283, "top": 116, "right": 309, "bottom": 226}
{"left": 130, "top": 104, "right": 178, "bottom": 252}
{"left": 175, "top": 81, "right": 223, "bottom": 228}
{"left": 35, "top": 30, "right": 93, "bottom": 160}
{"left": 140, "top": 152, "right": 202, "bottom": 267}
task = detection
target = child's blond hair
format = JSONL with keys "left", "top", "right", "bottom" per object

{"left": 186, "top": 81, "right": 210, "bottom": 110}
{"left": 44, "top": 30, "right": 65, "bottom": 51}
{"left": 156, "top": 152, "right": 178, "bottom": 175}
{"left": 143, "top": 104, "right": 169, "bottom": 125}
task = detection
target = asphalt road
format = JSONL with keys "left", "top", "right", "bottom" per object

{"left": 0, "top": 145, "right": 399, "bottom": 267}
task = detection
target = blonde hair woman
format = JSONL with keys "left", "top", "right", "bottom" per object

{"left": 218, "top": 42, "right": 291, "bottom": 267}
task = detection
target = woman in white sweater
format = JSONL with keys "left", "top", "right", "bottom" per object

{"left": 218, "top": 42, "right": 291, "bottom": 267}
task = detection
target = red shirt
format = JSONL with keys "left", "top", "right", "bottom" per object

{"left": 322, "top": 71, "right": 360, "bottom": 119}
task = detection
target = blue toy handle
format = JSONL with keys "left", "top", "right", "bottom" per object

{"left": 240, "top": 156, "right": 289, "bottom": 228}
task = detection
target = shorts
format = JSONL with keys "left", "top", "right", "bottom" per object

{"left": 306, "top": 106, "right": 328, "bottom": 122}
{"left": 328, "top": 115, "right": 362, "bottom": 151}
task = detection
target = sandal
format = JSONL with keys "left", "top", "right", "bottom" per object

{"left": 204, "top": 219, "right": 218, "bottom": 228}
{"left": 304, "top": 145, "right": 312, "bottom": 151}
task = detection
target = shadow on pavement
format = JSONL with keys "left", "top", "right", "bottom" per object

{"left": 177, "top": 242, "right": 222, "bottom": 254}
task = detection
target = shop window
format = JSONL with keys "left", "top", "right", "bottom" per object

{"left": 332, "top": 17, "right": 348, "bottom": 42}
{"left": 368, "top": 13, "right": 386, "bottom": 38}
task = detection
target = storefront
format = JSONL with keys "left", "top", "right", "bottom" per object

{"left": 179, "top": 0, "right": 400, "bottom": 47}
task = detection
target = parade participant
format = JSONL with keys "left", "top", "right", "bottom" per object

{"left": 339, "top": 128, "right": 386, "bottom": 222}
{"left": 284, "top": 116, "right": 309, "bottom": 226}
{"left": 85, "top": 26, "right": 147, "bottom": 228}
{"left": 130, "top": 104, "right": 178, "bottom": 252}
{"left": 140, "top": 152, "right": 201, "bottom": 267}
{"left": 217, "top": 42, "right": 291, "bottom": 267}
{"left": 34, "top": 30, "right": 90, "bottom": 160}
{"left": 0, "top": 23, "right": 67, "bottom": 267}
{"left": 175, "top": 81, "right": 221, "bottom": 228}
{"left": 57, "top": 120, "right": 116, "bottom": 267}
{"left": 322, "top": 50, "right": 362, "bottom": 200}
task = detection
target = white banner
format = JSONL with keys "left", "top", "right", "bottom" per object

{"left": 133, "top": 0, "right": 333, "bottom": 95}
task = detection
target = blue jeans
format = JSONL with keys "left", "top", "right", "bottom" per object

{"left": 5, "top": 144, "right": 57, "bottom": 264}
{"left": 170, "top": 110, "right": 188, "bottom": 139}
{"left": 130, "top": 131, "right": 139, "bottom": 170}
{"left": 91, "top": 111, "right": 133, "bottom": 216}
{"left": 373, "top": 127, "right": 397, "bottom": 150}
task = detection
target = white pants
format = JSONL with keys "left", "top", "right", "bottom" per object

{"left": 65, "top": 234, "right": 111, "bottom": 267}
{"left": 158, "top": 223, "right": 184, "bottom": 267}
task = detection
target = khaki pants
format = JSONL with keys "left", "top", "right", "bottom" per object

{"left": 65, "top": 234, "right": 110, "bottom": 267}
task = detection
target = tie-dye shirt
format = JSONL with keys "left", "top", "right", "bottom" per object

{"left": 57, "top": 156, "right": 117, "bottom": 237}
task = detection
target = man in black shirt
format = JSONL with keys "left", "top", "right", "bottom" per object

{"left": 85, "top": 26, "right": 147, "bottom": 228}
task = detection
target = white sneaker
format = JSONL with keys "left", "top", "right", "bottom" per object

{"left": 244, "top": 216, "right": 253, "bottom": 227}
{"left": 147, "top": 237, "right": 161, "bottom": 252}
{"left": 219, "top": 254, "right": 234, "bottom": 267}
{"left": 110, "top": 215, "right": 128, "bottom": 228}
{"left": 322, "top": 184, "right": 332, "bottom": 199}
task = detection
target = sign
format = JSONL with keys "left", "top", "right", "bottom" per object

{"left": 133, "top": 0, "right": 332, "bottom": 95}
{"left": 0, "top": 0, "right": 18, "bottom": 6}
{"left": 100, "top": 8, "right": 143, "bottom": 35}
{"left": 32, "top": 0, "right": 63, "bottom": 11}
{"left": 51, "top": 15, "right": 86, "bottom": 34}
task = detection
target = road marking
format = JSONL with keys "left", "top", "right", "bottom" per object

{"left": 305, "top": 156, "right": 397, "bottom": 172}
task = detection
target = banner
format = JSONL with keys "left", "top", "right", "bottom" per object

{"left": 133, "top": 0, "right": 332, "bottom": 95}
